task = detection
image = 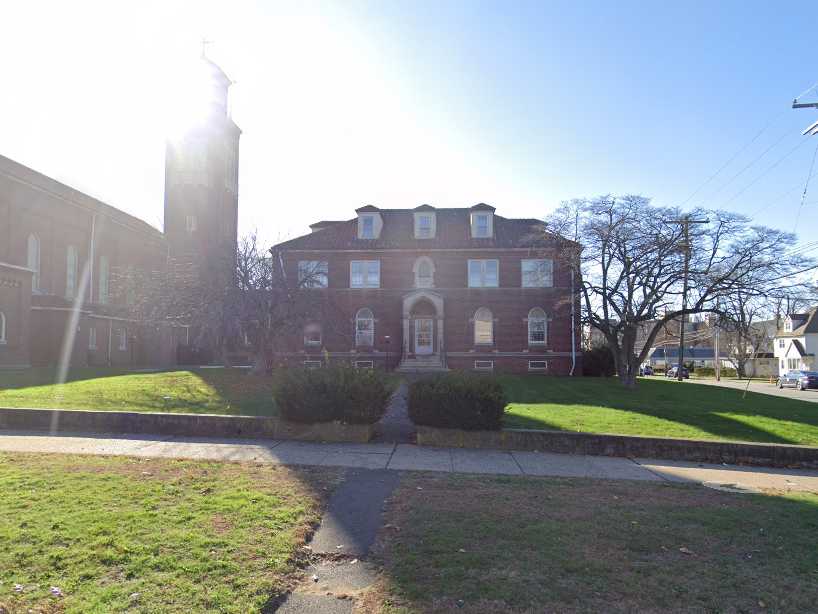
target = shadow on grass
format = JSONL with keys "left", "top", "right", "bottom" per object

{"left": 499, "top": 376, "right": 818, "bottom": 445}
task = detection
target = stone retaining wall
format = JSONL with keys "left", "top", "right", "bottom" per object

{"left": 0, "top": 407, "right": 375, "bottom": 443}
{"left": 416, "top": 426, "right": 818, "bottom": 468}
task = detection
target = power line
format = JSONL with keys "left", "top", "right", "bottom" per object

{"left": 793, "top": 138, "right": 818, "bottom": 231}
{"left": 678, "top": 110, "right": 786, "bottom": 208}
{"left": 720, "top": 137, "right": 810, "bottom": 208}
{"left": 699, "top": 125, "right": 796, "bottom": 205}
{"left": 747, "top": 183, "right": 803, "bottom": 217}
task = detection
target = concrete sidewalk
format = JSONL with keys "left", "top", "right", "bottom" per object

{"left": 1, "top": 429, "right": 817, "bottom": 492}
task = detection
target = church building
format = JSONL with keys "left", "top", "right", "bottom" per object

{"left": 0, "top": 56, "right": 240, "bottom": 368}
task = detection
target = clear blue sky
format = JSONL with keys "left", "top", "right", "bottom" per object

{"left": 3, "top": 0, "right": 818, "bottom": 249}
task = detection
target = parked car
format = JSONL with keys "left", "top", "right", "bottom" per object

{"left": 777, "top": 370, "right": 818, "bottom": 391}
{"left": 665, "top": 364, "right": 689, "bottom": 379}
{"left": 639, "top": 365, "right": 654, "bottom": 376}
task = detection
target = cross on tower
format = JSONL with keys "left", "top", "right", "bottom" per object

{"left": 200, "top": 38, "right": 214, "bottom": 59}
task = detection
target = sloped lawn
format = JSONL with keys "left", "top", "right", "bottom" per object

{"left": 0, "top": 368, "right": 274, "bottom": 415}
{"left": 0, "top": 453, "right": 339, "bottom": 613}
{"left": 500, "top": 376, "right": 818, "bottom": 446}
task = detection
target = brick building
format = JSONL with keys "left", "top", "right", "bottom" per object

{"left": 272, "top": 204, "right": 581, "bottom": 374}
{"left": 0, "top": 56, "right": 240, "bottom": 369}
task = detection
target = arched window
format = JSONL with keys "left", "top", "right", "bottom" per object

{"left": 474, "top": 307, "right": 493, "bottom": 345}
{"left": 0, "top": 311, "right": 6, "bottom": 344}
{"left": 528, "top": 307, "right": 547, "bottom": 345}
{"left": 27, "top": 234, "right": 40, "bottom": 292}
{"left": 413, "top": 257, "right": 435, "bottom": 288}
{"left": 66, "top": 245, "right": 78, "bottom": 299}
{"left": 98, "top": 256, "right": 109, "bottom": 305}
{"left": 303, "top": 322, "right": 322, "bottom": 346}
{"left": 355, "top": 308, "right": 375, "bottom": 346}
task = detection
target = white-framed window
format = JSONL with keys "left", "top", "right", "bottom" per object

{"left": 185, "top": 215, "right": 197, "bottom": 233}
{"left": 474, "top": 307, "right": 494, "bottom": 345}
{"left": 474, "top": 360, "right": 494, "bottom": 370}
{"left": 350, "top": 260, "right": 380, "bottom": 288}
{"left": 361, "top": 215, "right": 375, "bottom": 239}
{"left": 0, "top": 311, "right": 6, "bottom": 344}
{"left": 98, "top": 256, "right": 109, "bottom": 305}
{"left": 413, "top": 256, "right": 435, "bottom": 288}
{"left": 521, "top": 259, "right": 553, "bottom": 288}
{"left": 779, "top": 339, "right": 785, "bottom": 348}
{"left": 528, "top": 360, "right": 548, "bottom": 371}
{"left": 304, "top": 322, "right": 322, "bottom": 346}
{"left": 27, "top": 233, "right": 40, "bottom": 292}
{"left": 468, "top": 259, "right": 499, "bottom": 287}
{"left": 66, "top": 245, "right": 78, "bottom": 299}
{"left": 304, "top": 360, "right": 322, "bottom": 369}
{"left": 118, "top": 328, "right": 127, "bottom": 351}
{"left": 355, "top": 360, "right": 374, "bottom": 369}
{"left": 355, "top": 308, "right": 375, "bottom": 346}
{"left": 416, "top": 214, "right": 433, "bottom": 238}
{"left": 527, "top": 307, "right": 547, "bottom": 345}
{"left": 298, "top": 261, "right": 329, "bottom": 288}
{"left": 784, "top": 319, "right": 793, "bottom": 332}
{"left": 88, "top": 327, "right": 97, "bottom": 350}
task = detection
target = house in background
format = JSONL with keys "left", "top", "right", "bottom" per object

{"left": 271, "top": 204, "right": 581, "bottom": 374}
{"left": 773, "top": 308, "right": 818, "bottom": 376}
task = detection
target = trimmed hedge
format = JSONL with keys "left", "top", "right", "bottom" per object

{"left": 693, "top": 366, "right": 738, "bottom": 378}
{"left": 408, "top": 372, "right": 507, "bottom": 431}
{"left": 273, "top": 366, "right": 393, "bottom": 424}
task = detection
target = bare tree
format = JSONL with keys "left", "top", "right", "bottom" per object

{"left": 719, "top": 293, "right": 773, "bottom": 379}
{"left": 549, "top": 195, "right": 809, "bottom": 388}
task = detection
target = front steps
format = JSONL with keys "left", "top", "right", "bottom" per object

{"left": 396, "top": 356, "right": 449, "bottom": 373}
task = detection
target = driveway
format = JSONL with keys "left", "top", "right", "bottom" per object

{"left": 688, "top": 377, "right": 818, "bottom": 403}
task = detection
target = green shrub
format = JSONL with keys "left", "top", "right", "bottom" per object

{"left": 273, "top": 366, "right": 393, "bottom": 424}
{"left": 408, "top": 372, "right": 507, "bottom": 431}
{"left": 582, "top": 346, "right": 616, "bottom": 377}
{"left": 692, "top": 366, "right": 738, "bottom": 378}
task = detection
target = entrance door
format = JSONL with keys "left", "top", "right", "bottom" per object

{"left": 414, "top": 318, "right": 434, "bottom": 355}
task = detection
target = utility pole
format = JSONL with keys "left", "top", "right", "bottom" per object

{"left": 668, "top": 216, "right": 709, "bottom": 381}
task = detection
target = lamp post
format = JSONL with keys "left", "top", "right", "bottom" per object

{"left": 384, "top": 335, "right": 391, "bottom": 370}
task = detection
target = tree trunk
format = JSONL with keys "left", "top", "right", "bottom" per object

{"left": 617, "top": 327, "right": 639, "bottom": 389}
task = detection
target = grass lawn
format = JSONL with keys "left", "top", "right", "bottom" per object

{"left": 500, "top": 376, "right": 818, "bottom": 446}
{"left": 368, "top": 473, "right": 818, "bottom": 613}
{"left": 0, "top": 453, "right": 340, "bottom": 613}
{"left": 0, "top": 367, "right": 275, "bottom": 415}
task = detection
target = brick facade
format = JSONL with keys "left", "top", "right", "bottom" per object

{"left": 0, "top": 57, "right": 240, "bottom": 370}
{"left": 272, "top": 206, "right": 581, "bottom": 375}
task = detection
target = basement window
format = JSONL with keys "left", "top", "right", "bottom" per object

{"left": 303, "top": 360, "right": 322, "bottom": 369}
{"left": 528, "top": 360, "right": 548, "bottom": 371}
{"left": 474, "top": 360, "right": 494, "bottom": 371}
{"left": 354, "top": 360, "right": 374, "bottom": 369}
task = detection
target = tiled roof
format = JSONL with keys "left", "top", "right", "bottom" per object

{"left": 274, "top": 208, "right": 566, "bottom": 251}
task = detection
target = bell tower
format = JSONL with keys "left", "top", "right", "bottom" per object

{"left": 163, "top": 53, "right": 241, "bottom": 278}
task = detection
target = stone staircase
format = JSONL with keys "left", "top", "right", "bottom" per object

{"left": 396, "top": 356, "right": 449, "bottom": 373}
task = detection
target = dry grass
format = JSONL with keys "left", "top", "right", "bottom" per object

{"left": 368, "top": 473, "right": 818, "bottom": 613}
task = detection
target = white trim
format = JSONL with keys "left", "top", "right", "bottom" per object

{"left": 0, "top": 261, "right": 35, "bottom": 273}
{"left": 521, "top": 259, "right": 554, "bottom": 288}
{"left": 473, "top": 307, "right": 494, "bottom": 345}
{"left": 88, "top": 326, "right": 97, "bottom": 350}
{"left": 528, "top": 360, "right": 548, "bottom": 371}
{"left": 355, "top": 307, "right": 375, "bottom": 346}
{"left": 0, "top": 311, "right": 6, "bottom": 344}
{"left": 27, "top": 233, "right": 40, "bottom": 292}
{"left": 527, "top": 307, "right": 547, "bottom": 345}
{"left": 467, "top": 259, "right": 499, "bottom": 288}
{"left": 117, "top": 327, "right": 127, "bottom": 351}
{"left": 350, "top": 260, "right": 381, "bottom": 288}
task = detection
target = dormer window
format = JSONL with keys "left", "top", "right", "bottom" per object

{"left": 361, "top": 216, "right": 375, "bottom": 239}
{"left": 356, "top": 207, "right": 382, "bottom": 239}
{"left": 785, "top": 318, "right": 793, "bottom": 332}
{"left": 469, "top": 205, "right": 495, "bottom": 238}
{"left": 413, "top": 207, "right": 436, "bottom": 239}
